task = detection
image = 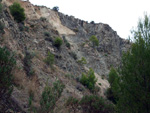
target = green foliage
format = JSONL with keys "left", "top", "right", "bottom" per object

{"left": 80, "top": 95, "right": 114, "bottom": 113}
{"left": 9, "top": 2, "right": 26, "bottom": 22}
{"left": 40, "top": 17, "right": 47, "bottom": 21}
{"left": 66, "top": 96, "right": 79, "bottom": 113}
{"left": 108, "top": 67, "right": 119, "bottom": 86}
{"left": 0, "top": 47, "right": 16, "bottom": 98}
{"left": 0, "top": 3, "right": 3, "bottom": 17}
{"left": 44, "top": 32, "right": 50, "bottom": 37}
{"left": 40, "top": 84, "right": 55, "bottom": 112}
{"left": 24, "top": 26, "right": 29, "bottom": 32}
{"left": 106, "top": 68, "right": 120, "bottom": 104}
{"left": 73, "top": 28, "right": 79, "bottom": 32}
{"left": 52, "top": 6, "right": 59, "bottom": 12}
{"left": 89, "top": 35, "right": 99, "bottom": 47}
{"left": 44, "top": 51, "right": 55, "bottom": 68}
{"left": 18, "top": 24, "right": 24, "bottom": 31}
{"left": 24, "top": 51, "right": 35, "bottom": 77}
{"left": 40, "top": 80, "right": 64, "bottom": 112}
{"left": 77, "top": 57, "right": 87, "bottom": 65}
{"left": 53, "top": 37, "right": 63, "bottom": 49}
{"left": 80, "top": 68, "right": 97, "bottom": 91}
{"left": 28, "top": 90, "right": 34, "bottom": 107}
{"left": 0, "top": 21, "right": 5, "bottom": 34}
{"left": 90, "top": 21, "right": 95, "bottom": 24}
{"left": 114, "top": 14, "right": 150, "bottom": 113}
{"left": 52, "top": 80, "right": 65, "bottom": 98}
{"left": 66, "top": 42, "right": 71, "bottom": 49}
{"left": 70, "top": 51, "right": 77, "bottom": 60}
{"left": 63, "top": 36, "right": 71, "bottom": 49}
{"left": 0, "top": 3, "right": 2, "bottom": 12}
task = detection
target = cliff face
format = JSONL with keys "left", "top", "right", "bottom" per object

{"left": 0, "top": 0, "right": 130, "bottom": 112}
{"left": 58, "top": 12, "right": 130, "bottom": 75}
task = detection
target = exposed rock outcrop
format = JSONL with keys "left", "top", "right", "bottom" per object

{"left": 0, "top": 0, "right": 130, "bottom": 112}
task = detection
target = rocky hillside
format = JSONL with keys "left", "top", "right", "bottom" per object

{"left": 0, "top": 0, "right": 130, "bottom": 112}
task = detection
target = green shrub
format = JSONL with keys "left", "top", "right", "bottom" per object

{"left": 40, "top": 17, "right": 46, "bottom": 21}
{"left": 80, "top": 68, "right": 97, "bottom": 91}
{"left": 0, "top": 47, "right": 16, "bottom": 98}
{"left": 9, "top": 2, "right": 26, "bottom": 22}
{"left": 66, "top": 42, "right": 71, "bottom": 49}
{"left": 28, "top": 90, "right": 34, "bottom": 107}
{"left": 90, "top": 21, "right": 95, "bottom": 24}
{"left": 0, "top": 3, "right": 2, "bottom": 13}
{"left": 40, "top": 84, "right": 55, "bottom": 112}
{"left": 40, "top": 80, "right": 64, "bottom": 112}
{"left": 24, "top": 51, "right": 35, "bottom": 77}
{"left": 19, "top": 24, "right": 24, "bottom": 31}
{"left": 80, "top": 95, "right": 114, "bottom": 113}
{"left": 63, "top": 37, "right": 71, "bottom": 49}
{"left": 70, "top": 52, "right": 77, "bottom": 60}
{"left": 52, "top": 6, "right": 59, "bottom": 12}
{"left": 77, "top": 57, "right": 87, "bottom": 65}
{"left": 24, "top": 26, "right": 29, "bottom": 32}
{"left": 66, "top": 96, "right": 79, "bottom": 113}
{"left": 44, "top": 51, "right": 55, "bottom": 68}
{"left": 52, "top": 80, "right": 65, "bottom": 98}
{"left": 89, "top": 35, "right": 99, "bottom": 47}
{"left": 108, "top": 67, "right": 118, "bottom": 86}
{"left": 73, "top": 28, "right": 79, "bottom": 32}
{"left": 44, "top": 32, "right": 50, "bottom": 37}
{"left": 0, "top": 21, "right": 5, "bottom": 34}
{"left": 53, "top": 37, "right": 63, "bottom": 49}
{"left": 106, "top": 67, "right": 119, "bottom": 104}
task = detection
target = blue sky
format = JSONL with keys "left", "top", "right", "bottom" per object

{"left": 29, "top": 0, "right": 150, "bottom": 39}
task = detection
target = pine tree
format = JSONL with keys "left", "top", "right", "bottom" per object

{"left": 116, "top": 14, "right": 150, "bottom": 113}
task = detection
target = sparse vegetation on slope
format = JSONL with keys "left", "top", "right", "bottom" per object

{"left": 89, "top": 35, "right": 99, "bottom": 47}
{"left": 0, "top": 47, "right": 16, "bottom": 98}
{"left": 53, "top": 37, "right": 63, "bottom": 49}
{"left": 66, "top": 95, "right": 114, "bottom": 113}
{"left": 80, "top": 68, "right": 97, "bottom": 91}
{"left": 40, "top": 80, "right": 64, "bottom": 113}
{"left": 44, "top": 51, "right": 55, "bottom": 68}
{"left": 9, "top": 2, "right": 26, "bottom": 22}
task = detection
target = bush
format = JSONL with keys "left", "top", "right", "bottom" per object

{"left": 106, "top": 67, "right": 119, "bottom": 104}
{"left": 52, "top": 80, "right": 65, "bottom": 98}
{"left": 80, "top": 68, "right": 97, "bottom": 91}
{"left": 53, "top": 37, "right": 63, "bottom": 49}
{"left": 40, "top": 80, "right": 64, "bottom": 112}
{"left": 52, "top": 6, "right": 59, "bottom": 12}
{"left": 18, "top": 24, "right": 24, "bottom": 31}
{"left": 9, "top": 2, "right": 26, "bottom": 22}
{"left": 0, "top": 3, "right": 3, "bottom": 17}
{"left": 0, "top": 21, "right": 5, "bottom": 34}
{"left": 90, "top": 21, "right": 95, "bottom": 24}
{"left": 66, "top": 96, "right": 79, "bottom": 113}
{"left": 89, "top": 35, "right": 99, "bottom": 47}
{"left": 24, "top": 26, "right": 29, "bottom": 32}
{"left": 108, "top": 67, "right": 118, "bottom": 86}
{"left": 44, "top": 51, "right": 55, "bottom": 68}
{"left": 44, "top": 32, "right": 50, "bottom": 37}
{"left": 66, "top": 42, "right": 71, "bottom": 49}
{"left": 24, "top": 51, "right": 35, "bottom": 77}
{"left": 0, "top": 47, "right": 16, "bottom": 98}
{"left": 80, "top": 95, "right": 114, "bottom": 113}
{"left": 40, "top": 84, "right": 55, "bottom": 112}
{"left": 77, "top": 57, "right": 87, "bottom": 65}
{"left": 40, "top": 17, "right": 47, "bottom": 21}
{"left": 70, "top": 52, "right": 77, "bottom": 60}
